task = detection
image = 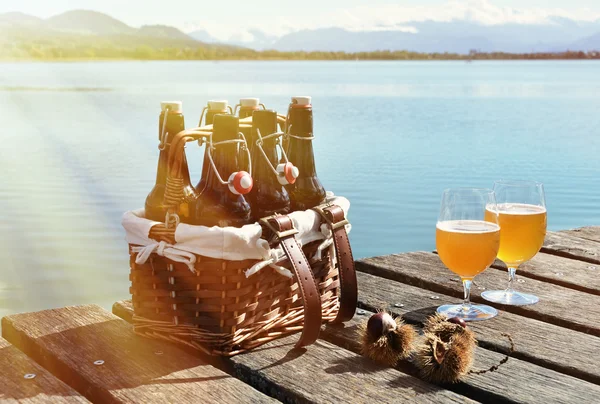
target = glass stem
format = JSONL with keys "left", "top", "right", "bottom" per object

{"left": 462, "top": 279, "right": 472, "bottom": 312}
{"left": 506, "top": 267, "right": 517, "bottom": 293}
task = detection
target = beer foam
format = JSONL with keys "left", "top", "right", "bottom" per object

{"left": 436, "top": 220, "right": 500, "bottom": 233}
{"left": 492, "top": 203, "right": 546, "bottom": 215}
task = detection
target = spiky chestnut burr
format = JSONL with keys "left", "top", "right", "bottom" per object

{"left": 414, "top": 314, "right": 476, "bottom": 384}
{"left": 359, "top": 311, "right": 417, "bottom": 367}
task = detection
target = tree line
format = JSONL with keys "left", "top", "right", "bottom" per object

{"left": 1, "top": 40, "right": 599, "bottom": 61}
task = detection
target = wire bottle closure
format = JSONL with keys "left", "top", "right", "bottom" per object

{"left": 198, "top": 105, "right": 234, "bottom": 127}
{"left": 199, "top": 132, "right": 253, "bottom": 195}
{"left": 255, "top": 128, "right": 299, "bottom": 185}
{"left": 233, "top": 102, "right": 267, "bottom": 116}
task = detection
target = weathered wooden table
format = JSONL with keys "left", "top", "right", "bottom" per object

{"left": 2, "top": 226, "right": 600, "bottom": 403}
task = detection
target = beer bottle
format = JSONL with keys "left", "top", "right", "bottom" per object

{"left": 145, "top": 101, "right": 196, "bottom": 222}
{"left": 194, "top": 114, "right": 252, "bottom": 227}
{"left": 196, "top": 100, "right": 230, "bottom": 193}
{"left": 248, "top": 109, "right": 291, "bottom": 220}
{"left": 237, "top": 97, "right": 261, "bottom": 118}
{"left": 285, "top": 96, "right": 326, "bottom": 210}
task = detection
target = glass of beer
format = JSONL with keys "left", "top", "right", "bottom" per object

{"left": 482, "top": 180, "right": 547, "bottom": 305}
{"left": 436, "top": 188, "right": 500, "bottom": 321}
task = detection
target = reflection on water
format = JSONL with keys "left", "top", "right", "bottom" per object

{"left": 1, "top": 60, "right": 599, "bottom": 318}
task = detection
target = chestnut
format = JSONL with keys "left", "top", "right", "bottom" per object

{"left": 366, "top": 312, "right": 397, "bottom": 339}
{"left": 447, "top": 317, "right": 467, "bottom": 328}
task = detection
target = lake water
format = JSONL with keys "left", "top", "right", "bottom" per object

{"left": 1, "top": 60, "right": 599, "bottom": 318}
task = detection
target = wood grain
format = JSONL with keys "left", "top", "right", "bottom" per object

{"left": 113, "top": 301, "right": 473, "bottom": 404}
{"left": 542, "top": 231, "right": 600, "bottom": 264}
{"left": 322, "top": 309, "right": 600, "bottom": 404}
{"left": 0, "top": 337, "right": 89, "bottom": 403}
{"left": 2, "top": 305, "right": 275, "bottom": 404}
{"left": 115, "top": 299, "right": 600, "bottom": 403}
{"left": 358, "top": 252, "right": 600, "bottom": 337}
{"left": 354, "top": 262, "right": 600, "bottom": 385}
{"left": 559, "top": 226, "right": 600, "bottom": 243}
{"left": 490, "top": 252, "right": 600, "bottom": 296}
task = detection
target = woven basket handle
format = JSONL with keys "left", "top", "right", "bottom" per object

{"left": 162, "top": 129, "right": 212, "bottom": 218}
{"left": 260, "top": 215, "right": 322, "bottom": 348}
{"left": 314, "top": 204, "right": 357, "bottom": 323}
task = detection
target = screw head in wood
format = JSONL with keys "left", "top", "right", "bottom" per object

{"left": 94, "top": 360, "right": 105, "bottom": 366}
{"left": 517, "top": 279, "right": 526, "bottom": 283}
{"left": 430, "top": 296, "right": 440, "bottom": 300}
{"left": 24, "top": 374, "right": 36, "bottom": 380}
{"left": 357, "top": 310, "right": 366, "bottom": 315}
{"left": 394, "top": 303, "right": 404, "bottom": 308}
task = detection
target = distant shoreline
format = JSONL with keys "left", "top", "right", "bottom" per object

{"left": 1, "top": 52, "right": 599, "bottom": 63}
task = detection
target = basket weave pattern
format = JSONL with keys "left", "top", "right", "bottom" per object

{"left": 129, "top": 241, "right": 339, "bottom": 356}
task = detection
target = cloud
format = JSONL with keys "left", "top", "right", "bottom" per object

{"left": 184, "top": 0, "right": 600, "bottom": 40}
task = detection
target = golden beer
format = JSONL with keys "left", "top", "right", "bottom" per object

{"left": 485, "top": 203, "right": 547, "bottom": 267}
{"left": 436, "top": 220, "right": 501, "bottom": 280}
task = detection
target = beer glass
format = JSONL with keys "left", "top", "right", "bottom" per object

{"left": 482, "top": 180, "right": 547, "bottom": 305}
{"left": 436, "top": 188, "right": 500, "bottom": 321}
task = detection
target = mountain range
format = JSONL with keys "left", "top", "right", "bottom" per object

{"left": 189, "top": 18, "right": 600, "bottom": 54}
{"left": 1, "top": 9, "right": 599, "bottom": 58}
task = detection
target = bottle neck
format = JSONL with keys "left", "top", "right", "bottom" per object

{"left": 287, "top": 107, "right": 317, "bottom": 176}
{"left": 156, "top": 112, "right": 185, "bottom": 185}
{"left": 206, "top": 109, "right": 228, "bottom": 125}
{"left": 239, "top": 107, "right": 258, "bottom": 118}
{"left": 289, "top": 106, "right": 313, "bottom": 137}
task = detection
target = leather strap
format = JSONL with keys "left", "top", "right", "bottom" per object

{"left": 263, "top": 215, "right": 322, "bottom": 348}
{"left": 317, "top": 205, "right": 358, "bottom": 323}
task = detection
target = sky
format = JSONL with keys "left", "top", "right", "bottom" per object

{"left": 3, "top": 0, "right": 600, "bottom": 40}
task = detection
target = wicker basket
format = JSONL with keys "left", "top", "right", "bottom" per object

{"left": 127, "top": 128, "right": 356, "bottom": 356}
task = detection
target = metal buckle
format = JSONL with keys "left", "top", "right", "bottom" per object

{"left": 313, "top": 204, "right": 349, "bottom": 230}
{"left": 259, "top": 214, "right": 299, "bottom": 239}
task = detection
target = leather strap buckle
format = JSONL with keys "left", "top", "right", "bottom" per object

{"left": 313, "top": 204, "right": 349, "bottom": 230}
{"left": 259, "top": 214, "right": 299, "bottom": 239}
{"left": 312, "top": 203, "right": 357, "bottom": 324}
{"left": 259, "top": 213, "right": 322, "bottom": 348}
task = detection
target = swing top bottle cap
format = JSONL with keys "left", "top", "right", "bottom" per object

{"left": 240, "top": 98, "right": 260, "bottom": 107}
{"left": 208, "top": 100, "right": 229, "bottom": 111}
{"left": 291, "top": 96, "right": 311, "bottom": 106}
{"left": 160, "top": 101, "right": 182, "bottom": 113}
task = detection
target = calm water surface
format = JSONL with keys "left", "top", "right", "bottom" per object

{"left": 1, "top": 61, "right": 599, "bottom": 317}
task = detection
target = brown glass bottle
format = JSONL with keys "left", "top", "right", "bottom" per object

{"left": 145, "top": 102, "right": 196, "bottom": 222}
{"left": 247, "top": 109, "right": 291, "bottom": 220}
{"left": 285, "top": 97, "right": 326, "bottom": 210}
{"left": 193, "top": 114, "right": 252, "bottom": 227}
{"left": 196, "top": 100, "right": 230, "bottom": 193}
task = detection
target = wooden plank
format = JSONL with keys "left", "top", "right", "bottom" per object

{"left": 322, "top": 309, "right": 600, "bottom": 404}
{"left": 2, "top": 305, "right": 275, "bottom": 404}
{"left": 559, "top": 226, "right": 600, "bottom": 243}
{"left": 114, "top": 300, "right": 600, "bottom": 404}
{"left": 355, "top": 259, "right": 600, "bottom": 385}
{"left": 359, "top": 252, "right": 600, "bottom": 337}
{"left": 0, "top": 337, "right": 89, "bottom": 404}
{"left": 112, "top": 301, "right": 474, "bottom": 404}
{"left": 491, "top": 252, "right": 600, "bottom": 296}
{"left": 542, "top": 231, "right": 600, "bottom": 264}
